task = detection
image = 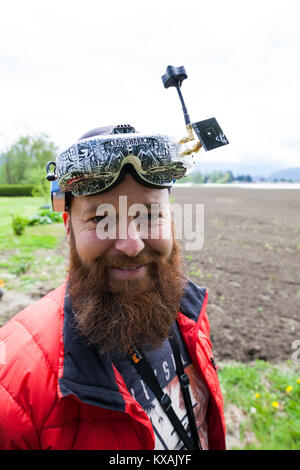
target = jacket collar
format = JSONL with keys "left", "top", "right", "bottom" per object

{"left": 58, "top": 280, "right": 206, "bottom": 411}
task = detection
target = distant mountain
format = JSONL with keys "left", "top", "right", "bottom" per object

{"left": 269, "top": 167, "right": 300, "bottom": 182}
{"left": 192, "top": 161, "right": 284, "bottom": 178}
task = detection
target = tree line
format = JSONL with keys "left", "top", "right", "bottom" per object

{"left": 177, "top": 170, "right": 253, "bottom": 184}
{"left": 0, "top": 134, "right": 57, "bottom": 196}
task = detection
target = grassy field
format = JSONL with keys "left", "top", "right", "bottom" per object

{"left": 0, "top": 194, "right": 300, "bottom": 450}
{"left": 0, "top": 196, "right": 67, "bottom": 293}
{"left": 218, "top": 360, "right": 300, "bottom": 449}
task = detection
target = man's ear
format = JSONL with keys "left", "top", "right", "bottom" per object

{"left": 63, "top": 212, "right": 71, "bottom": 239}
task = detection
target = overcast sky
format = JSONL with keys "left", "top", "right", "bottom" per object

{"left": 0, "top": 0, "right": 299, "bottom": 171}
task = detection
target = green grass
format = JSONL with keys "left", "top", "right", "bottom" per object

{"left": 218, "top": 360, "right": 300, "bottom": 449}
{"left": 0, "top": 196, "right": 45, "bottom": 229}
{"left": 0, "top": 197, "right": 67, "bottom": 292}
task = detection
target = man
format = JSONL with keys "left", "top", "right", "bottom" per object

{"left": 0, "top": 125, "right": 225, "bottom": 450}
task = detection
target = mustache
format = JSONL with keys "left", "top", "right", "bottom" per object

{"left": 94, "top": 250, "right": 166, "bottom": 270}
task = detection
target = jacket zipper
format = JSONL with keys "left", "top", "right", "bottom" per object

{"left": 210, "top": 357, "right": 217, "bottom": 370}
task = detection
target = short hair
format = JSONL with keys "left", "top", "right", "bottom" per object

{"left": 79, "top": 126, "right": 116, "bottom": 140}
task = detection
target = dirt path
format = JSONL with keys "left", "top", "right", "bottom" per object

{"left": 173, "top": 186, "right": 300, "bottom": 363}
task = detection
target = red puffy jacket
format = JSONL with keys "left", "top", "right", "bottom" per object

{"left": 0, "top": 279, "right": 226, "bottom": 450}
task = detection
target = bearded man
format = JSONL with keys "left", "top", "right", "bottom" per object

{"left": 0, "top": 125, "right": 225, "bottom": 450}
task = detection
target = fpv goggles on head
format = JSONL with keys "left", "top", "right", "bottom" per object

{"left": 47, "top": 65, "right": 229, "bottom": 212}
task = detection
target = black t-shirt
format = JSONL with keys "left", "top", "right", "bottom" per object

{"left": 110, "top": 323, "right": 209, "bottom": 450}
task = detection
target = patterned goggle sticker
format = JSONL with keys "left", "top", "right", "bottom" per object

{"left": 56, "top": 134, "right": 188, "bottom": 196}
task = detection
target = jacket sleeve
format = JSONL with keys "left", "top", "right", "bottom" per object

{"left": 0, "top": 316, "right": 42, "bottom": 450}
{"left": 0, "top": 383, "right": 40, "bottom": 450}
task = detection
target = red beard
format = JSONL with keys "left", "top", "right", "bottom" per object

{"left": 68, "top": 230, "right": 186, "bottom": 355}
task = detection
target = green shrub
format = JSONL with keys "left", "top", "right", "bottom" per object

{"left": 27, "top": 208, "right": 63, "bottom": 226}
{"left": 31, "top": 181, "right": 50, "bottom": 199}
{"left": 10, "top": 207, "right": 62, "bottom": 235}
{"left": 10, "top": 213, "right": 29, "bottom": 236}
{"left": 0, "top": 185, "right": 35, "bottom": 197}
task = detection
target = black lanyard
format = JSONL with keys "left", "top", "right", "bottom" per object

{"left": 127, "top": 331, "right": 201, "bottom": 451}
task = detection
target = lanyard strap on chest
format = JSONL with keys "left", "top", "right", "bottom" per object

{"left": 127, "top": 333, "right": 201, "bottom": 451}
{"left": 168, "top": 334, "right": 202, "bottom": 450}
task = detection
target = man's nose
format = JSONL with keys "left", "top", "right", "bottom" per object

{"left": 114, "top": 219, "right": 145, "bottom": 257}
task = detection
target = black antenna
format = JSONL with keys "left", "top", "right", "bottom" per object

{"left": 161, "top": 64, "right": 229, "bottom": 152}
{"left": 161, "top": 65, "right": 191, "bottom": 126}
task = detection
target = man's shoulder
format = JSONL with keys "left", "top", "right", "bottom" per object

{"left": 0, "top": 281, "right": 67, "bottom": 368}
{"left": 0, "top": 282, "right": 67, "bottom": 433}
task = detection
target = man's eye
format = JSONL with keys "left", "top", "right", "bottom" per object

{"left": 90, "top": 215, "right": 106, "bottom": 223}
{"left": 149, "top": 212, "right": 165, "bottom": 221}
{"left": 136, "top": 213, "right": 160, "bottom": 221}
